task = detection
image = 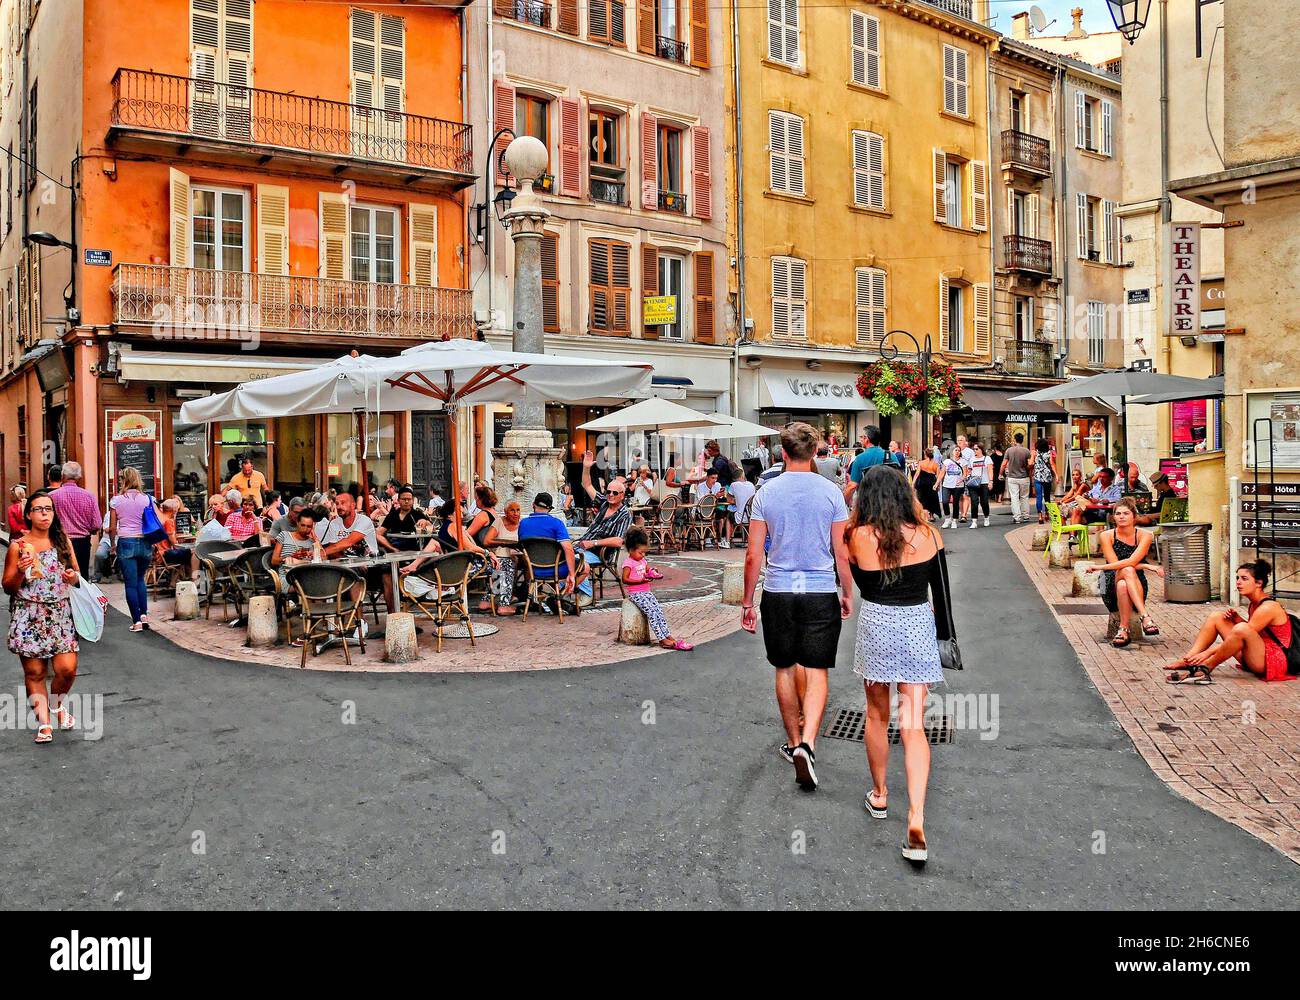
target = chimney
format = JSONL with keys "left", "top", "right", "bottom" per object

{"left": 1012, "top": 11, "right": 1030, "bottom": 39}
{"left": 1066, "top": 6, "right": 1088, "bottom": 38}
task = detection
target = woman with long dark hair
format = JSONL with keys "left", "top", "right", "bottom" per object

{"left": 3, "top": 493, "right": 81, "bottom": 744}
{"left": 1032, "top": 438, "right": 1057, "bottom": 524}
{"left": 910, "top": 447, "right": 942, "bottom": 521}
{"left": 845, "top": 465, "right": 949, "bottom": 866}
{"left": 109, "top": 467, "right": 154, "bottom": 632}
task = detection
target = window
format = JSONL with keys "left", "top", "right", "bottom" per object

{"left": 658, "top": 253, "right": 688, "bottom": 340}
{"left": 658, "top": 123, "right": 683, "bottom": 196}
{"left": 516, "top": 93, "right": 551, "bottom": 167}
{"left": 1010, "top": 91, "right": 1027, "bottom": 133}
{"left": 349, "top": 204, "right": 399, "bottom": 284}
{"left": 855, "top": 267, "right": 885, "bottom": 346}
{"left": 944, "top": 281, "right": 964, "bottom": 353}
{"left": 771, "top": 256, "right": 806, "bottom": 340}
{"left": 767, "top": 0, "right": 799, "bottom": 65}
{"left": 769, "top": 111, "right": 805, "bottom": 196}
{"left": 495, "top": 0, "right": 551, "bottom": 28}
{"left": 942, "top": 44, "right": 968, "bottom": 117}
{"left": 944, "top": 158, "right": 963, "bottom": 228}
{"left": 589, "top": 238, "right": 631, "bottom": 334}
{"left": 588, "top": 108, "right": 625, "bottom": 205}
{"left": 192, "top": 186, "right": 248, "bottom": 271}
{"left": 1076, "top": 193, "right": 1113, "bottom": 262}
{"left": 1010, "top": 189, "right": 1039, "bottom": 239}
{"left": 193, "top": 0, "right": 255, "bottom": 141}
{"left": 4, "top": 143, "right": 10, "bottom": 234}
{"left": 1075, "top": 92, "right": 1113, "bottom": 155}
{"left": 589, "top": 0, "right": 626, "bottom": 45}
{"left": 850, "top": 11, "right": 881, "bottom": 89}
{"left": 851, "top": 130, "right": 884, "bottom": 210}
{"left": 1087, "top": 301, "right": 1106, "bottom": 366}
{"left": 1014, "top": 295, "right": 1034, "bottom": 340}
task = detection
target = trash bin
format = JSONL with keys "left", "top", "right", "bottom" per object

{"left": 1159, "top": 522, "right": 1212, "bottom": 603}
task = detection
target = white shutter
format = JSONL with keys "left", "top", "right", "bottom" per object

{"left": 1074, "top": 91, "right": 1086, "bottom": 149}
{"left": 769, "top": 111, "right": 787, "bottom": 192}
{"left": 973, "top": 282, "right": 991, "bottom": 356}
{"left": 932, "top": 149, "right": 947, "bottom": 223}
{"left": 1007, "top": 188, "right": 1017, "bottom": 235}
{"left": 169, "top": 167, "right": 192, "bottom": 268}
{"left": 767, "top": 0, "right": 783, "bottom": 61}
{"left": 770, "top": 111, "right": 803, "bottom": 195}
{"left": 852, "top": 131, "right": 884, "bottom": 209}
{"left": 783, "top": 0, "right": 799, "bottom": 63}
{"left": 786, "top": 115, "right": 804, "bottom": 195}
{"left": 1076, "top": 192, "right": 1089, "bottom": 259}
{"left": 1101, "top": 99, "right": 1113, "bottom": 156}
{"left": 771, "top": 257, "right": 789, "bottom": 338}
{"left": 970, "top": 160, "right": 987, "bottom": 232}
{"left": 954, "top": 48, "right": 968, "bottom": 117}
{"left": 1103, "top": 199, "right": 1119, "bottom": 264}
{"left": 1027, "top": 192, "right": 1040, "bottom": 240}
{"left": 851, "top": 11, "right": 880, "bottom": 88}
{"left": 938, "top": 275, "right": 950, "bottom": 351}
{"left": 379, "top": 14, "right": 405, "bottom": 116}
{"left": 190, "top": 0, "right": 252, "bottom": 141}
{"left": 319, "top": 191, "right": 348, "bottom": 280}
{"left": 190, "top": 0, "right": 221, "bottom": 137}
{"left": 944, "top": 45, "right": 968, "bottom": 116}
{"left": 855, "top": 267, "right": 885, "bottom": 346}
{"left": 223, "top": 0, "right": 253, "bottom": 141}
{"left": 788, "top": 258, "right": 806, "bottom": 338}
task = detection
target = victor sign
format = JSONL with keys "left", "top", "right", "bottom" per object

{"left": 1169, "top": 223, "right": 1201, "bottom": 335}
{"left": 785, "top": 377, "right": 858, "bottom": 400}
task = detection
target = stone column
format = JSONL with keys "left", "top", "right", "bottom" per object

{"left": 492, "top": 136, "right": 565, "bottom": 510}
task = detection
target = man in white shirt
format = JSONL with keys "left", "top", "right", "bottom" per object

{"left": 957, "top": 434, "right": 975, "bottom": 521}
{"left": 725, "top": 468, "right": 757, "bottom": 548}
{"left": 693, "top": 470, "right": 724, "bottom": 502}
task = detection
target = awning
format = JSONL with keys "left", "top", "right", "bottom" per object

{"left": 962, "top": 388, "right": 1067, "bottom": 422}
{"left": 760, "top": 372, "right": 870, "bottom": 412}
{"left": 118, "top": 349, "right": 315, "bottom": 384}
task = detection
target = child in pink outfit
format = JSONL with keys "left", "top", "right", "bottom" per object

{"left": 621, "top": 528, "right": 693, "bottom": 651}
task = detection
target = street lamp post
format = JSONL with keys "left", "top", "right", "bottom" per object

{"left": 877, "top": 328, "right": 935, "bottom": 448}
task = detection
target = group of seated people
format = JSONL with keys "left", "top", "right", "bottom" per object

{"left": 1062, "top": 461, "right": 1180, "bottom": 528}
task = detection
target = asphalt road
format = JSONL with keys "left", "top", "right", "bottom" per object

{"left": 1, "top": 516, "right": 1294, "bottom": 909}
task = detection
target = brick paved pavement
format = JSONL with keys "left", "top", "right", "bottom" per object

{"left": 1009, "top": 522, "right": 1300, "bottom": 863}
{"left": 104, "top": 551, "right": 745, "bottom": 674}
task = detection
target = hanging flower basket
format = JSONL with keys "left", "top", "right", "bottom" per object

{"left": 855, "top": 360, "right": 963, "bottom": 417}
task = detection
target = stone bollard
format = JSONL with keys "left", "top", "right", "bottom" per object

{"left": 618, "top": 599, "right": 651, "bottom": 645}
{"left": 246, "top": 595, "right": 279, "bottom": 648}
{"left": 721, "top": 562, "right": 745, "bottom": 606}
{"left": 1048, "top": 539, "right": 1074, "bottom": 569}
{"left": 1031, "top": 527, "right": 1050, "bottom": 551}
{"left": 1071, "top": 562, "right": 1103, "bottom": 597}
{"left": 174, "top": 580, "right": 199, "bottom": 620}
{"left": 384, "top": 612, "right": 419, "bottom": 663}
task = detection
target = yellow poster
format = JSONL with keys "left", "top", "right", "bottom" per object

{"left": 642, "top": 295, "right": 678, "bottom": 326}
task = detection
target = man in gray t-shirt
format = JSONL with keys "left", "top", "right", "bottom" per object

{"left": 742, "top": 422, "right": 853, "bottom": 793}
{"left": 813, "top": 443, "right": 840, "bottom": 484}
{"left": 1002, "top": 434, "right": 1033, "bottom": 524}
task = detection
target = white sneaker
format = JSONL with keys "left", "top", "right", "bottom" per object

{"left": 941, "top": 518, "right": 952, "bottom": 529}
{"left": 969, "top": 519, "right": 978, "bottom": 529}
{"left": 719, "top": 540, "right": 731, "bottom": 549}
{"left": 984, "top": 517, "right": 991, "bottom": 527}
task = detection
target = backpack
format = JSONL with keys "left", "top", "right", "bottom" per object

{"left": 1264, "top": 600, "right": 1300, "bottom": 676}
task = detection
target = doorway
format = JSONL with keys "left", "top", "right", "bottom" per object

{"left": 410, "top": 412, "right": 451, "bottom": 498}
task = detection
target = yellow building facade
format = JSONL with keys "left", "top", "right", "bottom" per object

{"left": 729, "top": 0, "right": 996, "bottom": 447}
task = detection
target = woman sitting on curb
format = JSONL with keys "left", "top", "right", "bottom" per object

{"left": 1085, "top": 497, "right": 1163, "bottom": 648}
{"left": 1164, "top": 560, "right": 1297, "bottom": 685}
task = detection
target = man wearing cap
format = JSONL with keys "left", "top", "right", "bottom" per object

{"left": 516, "top": 491, "right": 580, "bottom": 603}
{"left": 1137, "top": 471, "right": 1179, "bottom": 527}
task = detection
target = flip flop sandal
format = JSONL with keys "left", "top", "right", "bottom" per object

{"left": 1112, "top": 627, "right": 1132, "bottom": 648}
{"left": 1166, "top": 666, "right": 1212, "bottom": 685}
{"left": 34, "top": 724, "right": 53, "bottom": 745}
{"left": 1142, "top": 616, "right": 1161, "bottom": 636}
{"left": 865, "top": 792, "right": 888, "bottom": 819}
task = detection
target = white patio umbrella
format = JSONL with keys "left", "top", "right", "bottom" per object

{"left": 578, "top": 397, "right": 724, "bottom": 474}
{"left": 685, "top": 414, "right": 782, "bottom": 439}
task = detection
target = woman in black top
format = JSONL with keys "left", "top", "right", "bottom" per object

{"left": 845, "top": 465, "right": 950, "bottom": 866}
{"left": 990, "top": 443, "right": 1006, "bottom": 503}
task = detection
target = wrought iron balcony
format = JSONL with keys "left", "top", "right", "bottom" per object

{"left": 590, "top": 178, "right": 626, "bottom": 205}
{"left": 109, "top": 69, "right": 474, "bottom": 193}
{"left": 1001, "top": 129, "right": 1051, "bottom": 176}
{"left": 656, "top": 35, "right": 687, "bottom": 63}
{"left": 112, "top": 264, "right": 475, "bottom": 341}
{"left": 501, "top": 0, "right": 551, "bottom": 28}
{"left": 918, "top": 0, "right": 973, "bottom": 19}
{"left": 999, "top": 337, "right": 1056, "bottom": 378}
{"left": 658, "top": 189, "right": 688, "bottom": 214}
{"left": 1003, "top": 234, "right": 1053, "bottom": 276}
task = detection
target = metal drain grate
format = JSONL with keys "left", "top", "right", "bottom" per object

{"left": 821, "top": 707, "right": 954, "bottom": 745}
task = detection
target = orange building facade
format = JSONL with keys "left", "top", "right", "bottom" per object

{"left": 0, "top": 0, "right": 473, "bottom": 512}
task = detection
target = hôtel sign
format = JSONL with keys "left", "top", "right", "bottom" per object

{"left": 1169, "top": 223, "right": 1201, "bottom": 335}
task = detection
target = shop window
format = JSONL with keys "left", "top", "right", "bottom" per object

{"left": 217, "top": 421, "right": 269, "bottom": 488}
{"left": 172, "top": 422, "right": 209, "bottom": 513}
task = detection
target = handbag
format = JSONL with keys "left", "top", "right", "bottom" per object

{"left": 140, "top": 495, "right": 169, "bottom": 546}
{"left": 932, "top": 547, "right": 963, "bottom": 670}
{"left": 68, "top": 574, "right": 109, "bottom": 642}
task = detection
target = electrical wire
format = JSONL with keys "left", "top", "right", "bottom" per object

{"left": 0, "top": 146, "right": 73, "bottom": 192}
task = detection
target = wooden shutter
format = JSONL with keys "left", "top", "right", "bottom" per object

{"left": 1074, "top": 91, "right": 1086, "bottom": 149}
{"left": 850, "top": 11, "right": 880, "bottom": 89}
{"left": 637, "top": 0, "right": 655, "bottom": 55}
{"left": 589, "top": 0, "right": 610, "bottom": 43}
{"left": 689, "top": 0, "right": 709, "bottom": 67}
{"left": 970, "top": 160, "right": 987, "bottom": 232}
{"left": 855, "top": 267, "right": 885, "bottom": 346}
{"left": 351, "top": 7, "right": 377, "bottom": 110}
{"left": 640, "top": 111, "right": 658, "bottom": 209}
{"left": 589, "top": 238, "right": 630, "bottom": 334}
{"left": 611, "top": 0, "right": 626, "bottom": 43}
{"left": 785, "top": 115, "right": 804, "bottom": 195}
{"left": 559, "top": 96, "right": 582, "bottom": 196}
{"left": 493, "top": 81, "right": 516, "bottom": 181}
{"left": 851, "top": 130, "right": 884, "bottom": 209}
{"left": 319, "top": 191, "right": 348, "bottom": 280}
{"left": 641, "top": 243, "right": 659, "bottom": 338}
{"left": 256, "top": 184, "right": 289, "bottom": 275}
{"left": 932, "top": 149, "right": 947, "bottom": 224}
{"left": 1103, "top": 199, "right": 1119, "bottom": 264}
{"left": 973, "top": 282, "right": 991, "bottom": 356}
{"left": 788, "top": 258, "right": 806, "bottom": 338}
{"left": 1101, "top": 99, "right": 1114, "bottom": 155}
{"left": 691, "top": 125, "right": 712, "bottom": 220}
{"left": 693, "top": 251, "right": 715, "bottom": 343}
{"left": 771, "top": 257, "right": 789, "bottom": 338}
{"left": 541, "top": 230, "right": 560, "bottom": 333}
{"left": 590, "top": 239, "right": 610, "bottom": 332}
{"left": 953, "top": 47, "right": 968, "bottom": 117}
{"left": 1027, "top": 192, "right": 1040, "bottom": 240}
{"left": 190, "top": 0, "right": 221, "bottom": 137}
{"left": 493, "top": 0, "right": 513, "bottom": 14}
{"left": 1076, "top": 192, "right": 1089, "bottom": 259}
{"left": 379, "top": 14, "right": 406, "bottom": 119}
{"left": 170, "top": 167, "right": 192, "bottom": 268}
{"left": 611, "top": 241, "right": 631, "bottom": 332}
{"left": 769, "top": 112, "right": 787, "bottom": 192}
{"left": 556, "top": 0, "right": 578, "bottom": 35}
{"left": 938, "top": 275, "right": 950, "bottom": 350}
{"left": 943, "top": 45, "right": 960, "bottom": 115}
{"left": 408, "top": 203, "right": 438, "bottom": 286}
{"left": 767, "top": 0, "right": 783, "bottom": 60}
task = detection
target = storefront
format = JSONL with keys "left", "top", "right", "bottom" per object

{"left": 739, "top": 349, "right": 874, "bottom": 453}
{"left": 950, "top": 387, "right": 1067, "bottom": 452}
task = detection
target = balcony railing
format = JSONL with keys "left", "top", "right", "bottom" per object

{"left": 918, "top": 0, "right": 973, "bottom": 19}
{"left": 999, "top": 337, "right": 1056, "bottom": 378}
{"left": 501, "top": 0, "right": 551, "bottom": 28}
{"left": 590, "top": 177, "right": 626, "bottom": 205}
{"left": 110, "top": 69, "right": 473, "bottom": 176}
{"left": 658, "top": 189, "right": 688, "bottom": 214}
{"left": 1003, "top": 234, "right": 1053, "bottom": 276}
{"left": 112, "top": 264, "right": 476, "bottom": 341}
{"left": 1001, "top": 129, "right": 1051, "bottom": 175}
{"left": 656, "top": 35, "right": 687, "bottom": 63}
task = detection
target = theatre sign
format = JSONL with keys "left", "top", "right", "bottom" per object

{"left": 1169, "top": 223, "right": 1201, "bottom": 335}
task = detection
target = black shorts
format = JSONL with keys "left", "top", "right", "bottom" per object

{"left": 759, "top": 591, "right": 842, "bottom": 670}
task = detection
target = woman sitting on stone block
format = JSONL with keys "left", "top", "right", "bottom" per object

{"left": 1085, "top": 497, "right": 1163, "bottom": 648}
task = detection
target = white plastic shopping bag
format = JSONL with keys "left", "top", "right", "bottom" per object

{"left": 69, "top": 574, "right": 109, "bottom": 642}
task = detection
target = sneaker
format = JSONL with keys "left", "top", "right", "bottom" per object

{"left": 969, "top": 519, "right": 978, "bottom": 529}
{"left": 941, "top": 518, "right": 952, "bottom": 529}
{"left": 792, "top": 743, "right": 818, "bottom": 791}
{"left": 984, "top": 517, "right": 991, "bottom": 527}
{"left": 778, "top": 743, "right": 795, "bottom": 764}
{"left": 719, "top": 540, "right": 731, "bottom": 549}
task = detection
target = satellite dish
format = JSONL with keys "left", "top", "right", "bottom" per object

{"left": 1029, "top": 5, "right": 1049, "bottom": 33}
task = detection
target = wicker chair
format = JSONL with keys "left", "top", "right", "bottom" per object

{"left": 518, "top": 537, "right": 578, "bottom": 623}
{"left": 731, "top": 494, "right": 756, "bottom": 545}
{"left": 260, "top": 550, "right": 301, "bottom": 643}
{"left": 398, "top": 551, "right": 482, "bottom": 653}
{"left": 683, "top": 493, "right": 719, "bottom": 550}
{"left": 589, "top": 545, "right": 625, "bottom": 602}
{"left": 648, "top": 495, "right": 680, "bottom": 554}
{"left": 284, "top": 563, "right": 366, "bottom": 668}
{"left": 196, "top": 540, "right": 245, "bottom": 621}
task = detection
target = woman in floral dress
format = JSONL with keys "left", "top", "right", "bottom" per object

{"left": 3, "top": 493, "right": 81, "bottom": 745}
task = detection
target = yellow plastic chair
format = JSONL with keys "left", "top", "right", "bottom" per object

{"left": 1045, "top": 501, "right": 1090, "bottom": 560}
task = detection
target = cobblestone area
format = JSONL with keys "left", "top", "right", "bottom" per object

{"left": 1009, "top": 523, "right": 1300, "bottom": 863}
{"left": 102, "top": 552, "right": 745, "bottom": 674}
